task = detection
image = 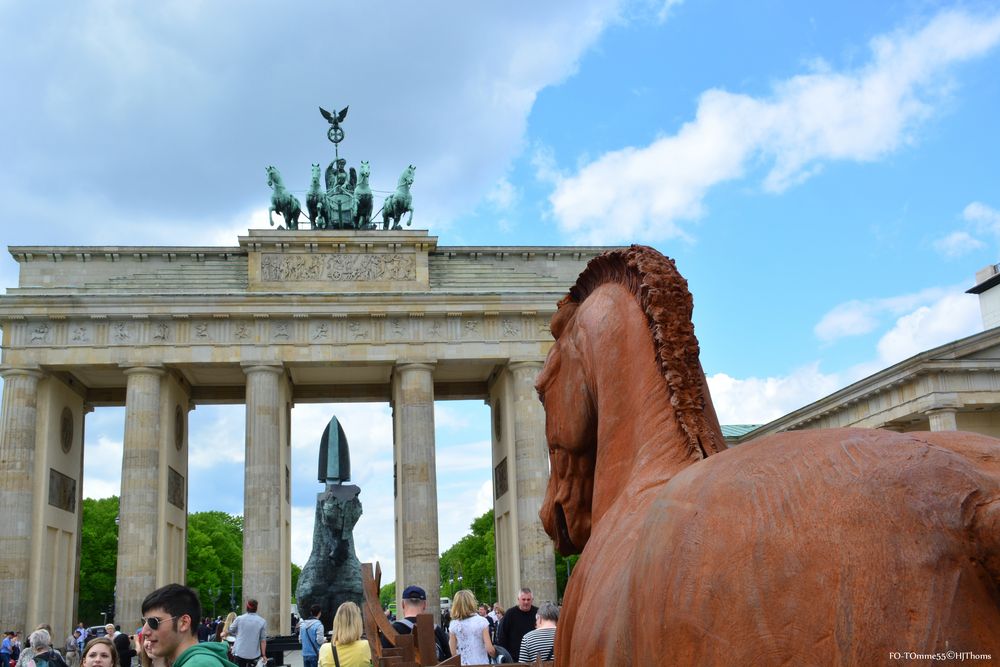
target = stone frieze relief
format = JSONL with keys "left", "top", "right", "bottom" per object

{"left": 15, "top": 313, "right": 552, "bottom": 347}
{"left": 260, "top": 253, "right": 416, "bottom": 282}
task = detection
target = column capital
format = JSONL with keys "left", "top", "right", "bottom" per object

{"left": 922, "top": 407, "right": 958, "bottom": 417}
{"left": 0, "top": 366, "right": 44, "bottom": 380}
{"left": 395, "top": 361, "right": 437, "bottom": 373}
{"left": 241, "top": 361, "right": 285, "bottom": 376}
{"left": 508, "top": 359, "right": 544, "bottom": 372}
{"left": 120, "top": 364, "right": 166, "bottom": 377}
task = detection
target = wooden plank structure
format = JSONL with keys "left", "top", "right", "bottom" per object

{"left": 361, "top": 563, "right": 554, "bottom": 667}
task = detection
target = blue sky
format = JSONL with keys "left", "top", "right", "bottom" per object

{"left": 2, "top": 1, "right": 1000, "bottom": 584}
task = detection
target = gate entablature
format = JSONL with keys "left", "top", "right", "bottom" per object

{"left": 0, "top": 228, "right": 617, "bottom": 638}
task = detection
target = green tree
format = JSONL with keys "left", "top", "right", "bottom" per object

{"left": 379, "top": 581, "right": 396, "bottom": 609}
{"left": 291, "top": 562, "right": 302, "bottom": 602}
{"left": 79, "top": 496, "right": 120, "bottom": 624}
{"left": 554, "top": 552, "right": 579, "bottom": 602}
{"left": 440, "top": 510, "right": 497, "bottom": 605}
{"left": 437, "top": 510, "right": 578, "bottom": 607}
{"left": 186, "top": 511, "right": 243, "bottom": 617}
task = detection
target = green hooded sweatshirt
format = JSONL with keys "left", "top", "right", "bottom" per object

{"left": 173, "top": 642, "right": 238, "bottom": 667}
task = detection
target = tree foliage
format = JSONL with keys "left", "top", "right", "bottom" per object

{"left": 80, "top": 507, "right": 309, "bottom": 623}
{"left": 291, "top": 562, "right": 302, "bottom": 602}
{"left": 437, "top": 509, "right": 578, "bottom": 608}
{"left": 79, "top": 496, "right": 120, "bottom": 624}
{"left": 186, "top": 511, "right": 243, "bottom": 618}
{"left": 379, "top": 581, "right": 395, "bottom": 609}
{"left": 439, "top": 510, "right": 497, "bottom": 605}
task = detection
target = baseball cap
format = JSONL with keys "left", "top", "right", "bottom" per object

{"left": 401, "top": 585, "right": 426, "bottom": 601}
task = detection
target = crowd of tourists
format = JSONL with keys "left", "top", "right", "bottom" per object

{"left": 384, "top": 584, "right": 557, "bottom": 664}
{"left": 5, "top": 581, "right": 556, "bottom": 667}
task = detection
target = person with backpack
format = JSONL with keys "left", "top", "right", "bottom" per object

{"left": 297, "top": 605, "right": 324, "bottom": 667}
{"left": 26, "top": 630, "right": 67, "bottom": 667}
{"left": 387, "top": 586, "right": 451, "bottom": 662}
{"left": 517, "top": 602, "right": 558, "bottom": 663}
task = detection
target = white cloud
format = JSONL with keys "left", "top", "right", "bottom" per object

{"left": 875, "top": 292, "right": 982, "bottom": 365}
{"left": 713, "top": 287, "right": 984, "bottom": 425}
{"left": 932, "top": 230, "right": 985, "bottom": 258}
{"left": 548, "top": 9, "right": 1000, "bottom": 243}
{"left": 707, "top": 363, "right": 842, "bottom": 424}
{"left": 0, "top": 2, "right": 629, "bottom": 249}
{"left": 964, "top": 201, "right": 1000, "bottom": 234}
{"left": 814, "top": 286, "right": 955, "bottom": 342}
{"left": 189, "top": 408, "right": 245, "bottom": 469}
{"left": 486, "top": 177, "right": 518, "bottom": 210}
{"left": 82, "top": 434, "right": 123, "bottom": 499}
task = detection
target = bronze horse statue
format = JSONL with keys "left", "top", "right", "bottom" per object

{"left": 382, "top": 164, "right": 414, "bottom": 230}
{"left": 266, "top": 165, "right": 302, "bottom": 230}
{"left": 306, "top": 163, "right": 327, "bottom": 229}
{"left": 537, "top": 245, "right": 1000, "bottom": 665}
{"left": 353, "top": 160, "right": 374, "bottom": 229}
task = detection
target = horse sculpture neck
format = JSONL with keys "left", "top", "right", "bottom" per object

{"left": 582, "top": 283, "right": 705, "bottom": 526}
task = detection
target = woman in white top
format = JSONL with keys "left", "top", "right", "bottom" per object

{"left": 447, "top": 590, "right": 495, "bottom": 665}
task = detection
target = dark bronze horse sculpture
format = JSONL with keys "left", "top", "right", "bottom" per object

{"left": 537, "top": 245, "right": 1000, "bottom": 665}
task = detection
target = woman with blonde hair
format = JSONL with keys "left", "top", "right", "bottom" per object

{"left": 216, "top": 611, "right": 238, "bottom": 661}
{"left": 448, "top": 590, "right": 494, "bottom": 665}
{"left": 80, "top": 638, "right": 118, "bottom": 667}
{"left": 319, "top": 602, "right": 371, "bottom": 667}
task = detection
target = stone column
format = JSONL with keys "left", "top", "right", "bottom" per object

{"left": 927, "top": 408, "right": 959, "bottom": 432}
{"left": 509, "top": 361, "right": 557, "bottom": 603}
{"left": 116, "top": 366, "right": 165, "bottom": 630}
{"left": 242, "top": 363, "right": 284, "bottom": 632}
{"left": 392, "top": 362, "right": 441, "bottom": 617}
{"left": 0, "top": 367, "right": 44, "bottom": 633}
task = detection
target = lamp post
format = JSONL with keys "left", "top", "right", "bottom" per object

{"left": 484, "top": 576, "right": 495, "bottom": 603}
{"left": 208, "top": 586, "right": 220, "bottom": 617}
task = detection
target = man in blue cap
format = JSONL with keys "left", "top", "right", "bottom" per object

{"left": 388, "top": 585, "right": 451, "bottom": 661}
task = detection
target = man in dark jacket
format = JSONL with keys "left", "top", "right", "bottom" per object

{"left": 494, "top": 588, "right": 538, "bottom": 661}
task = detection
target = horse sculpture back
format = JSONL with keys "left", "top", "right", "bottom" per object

{"left": 537, "top": 245, "right": 1000, "bottom": 665}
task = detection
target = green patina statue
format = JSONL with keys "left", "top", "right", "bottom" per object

{"left": 266, "top": 106, "right": 418, "bottom": 231}
{"left": 381, "top": 164, "right": 415, "bottom": 230}
{"left": 307, "top": 163, "right": 327, "bottom": 229}
{"left": 266, "top": 165, "right": 302, "bottom": 229}
{"left": 323, "top": 157, "right": 357, "bottom": 229}
{"left": 319, "top": 105, "right": 349, "bottom": 145}
{"left": 353, "top": 160, "right": 374, "bottom": 229}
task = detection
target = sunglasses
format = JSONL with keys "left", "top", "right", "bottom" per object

{"left": 141, "top": 616, "right": 179, "bottom": 630}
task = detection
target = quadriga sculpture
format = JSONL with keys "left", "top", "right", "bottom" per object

{"left": 537, "top": 245, "right": 1000, "bottom": 666}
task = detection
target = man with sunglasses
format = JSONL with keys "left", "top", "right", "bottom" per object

{"left": 141, "top": 584, "right": 238, "bottom": 667}
{"left": 227, "top": 600, "right": 267, "bottom": 667}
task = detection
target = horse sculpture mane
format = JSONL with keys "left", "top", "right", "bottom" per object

{"left": 540, "top": 245, "right": 1000, "bottom": 666}
{"left": 558, "top": 245, "right": 726, "bottom": 459}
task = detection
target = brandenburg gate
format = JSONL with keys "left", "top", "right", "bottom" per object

{"left": 0, "top": 229, "right": 606, "bottom": 639}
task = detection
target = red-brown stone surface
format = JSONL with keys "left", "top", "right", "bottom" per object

{"left": 537, "top": 246, "right": 1000, "bottom": 666}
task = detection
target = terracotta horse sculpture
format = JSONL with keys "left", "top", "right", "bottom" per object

{"left": 537, "top": 245, "right": 1000, "bottom": 666}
